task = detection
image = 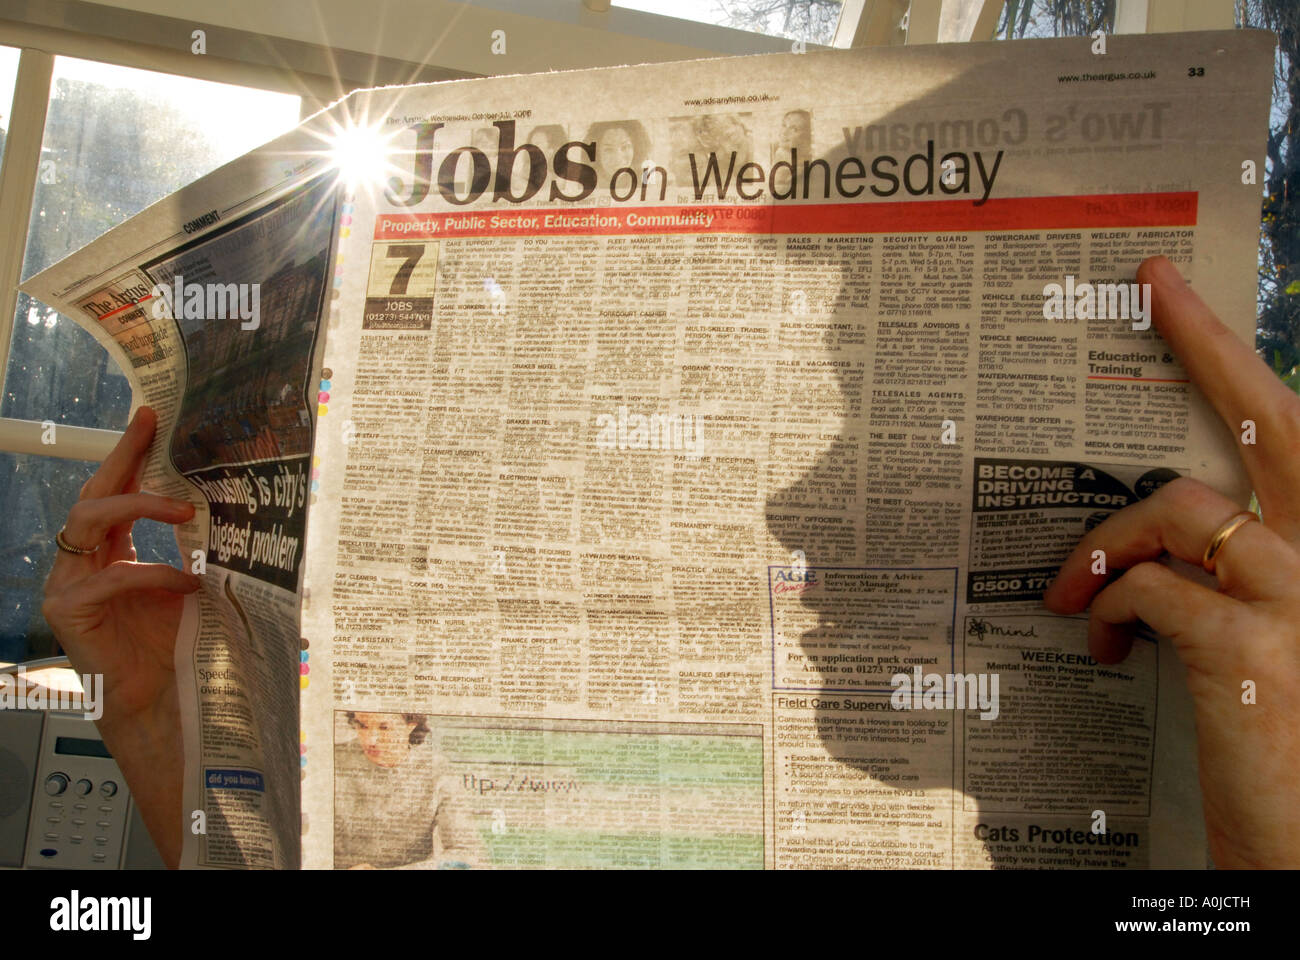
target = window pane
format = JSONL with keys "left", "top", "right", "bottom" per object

{"left": 992, "top": 0, "right": 1115, "bottom": 39}
{"left": 0, "top": 45, "right": 20, "bottom": 166}
{"left": 615, "top": 0, "right": 844, "bottom": 45}
{"left": 2, "top": 57, "right": 302, "bottom": 431}
{"left": 0, "top": 451, "right": 182, "bottom": 664}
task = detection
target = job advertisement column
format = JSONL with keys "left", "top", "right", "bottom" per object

{"left": 765, "top": 218, "right": 970, "bottom": 866}
{"left": 770, "top": 566, "right": 960, "bottom": 867}
{"left": 951, "top": 49, "right": 1272, "bottom": 864}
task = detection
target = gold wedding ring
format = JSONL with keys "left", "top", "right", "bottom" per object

{"left": 55, "top": 528, "right": 99, "bottom": 555}
{"left": 1201, "top": 511, "right": 1258, "bottom": 575}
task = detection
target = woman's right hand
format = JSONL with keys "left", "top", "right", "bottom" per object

{"left": 41, "top": 405, "right": 201, "bottom": 868}
{"left": 1044, "top": 256, "right": 1300, "bottom": 868}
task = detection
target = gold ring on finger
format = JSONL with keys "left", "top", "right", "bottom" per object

{"left": 55, "top": 528, "right": 100, "bottom": 555}
{"left": 1201, "top": 511, "right": 1259, "bottom": 575}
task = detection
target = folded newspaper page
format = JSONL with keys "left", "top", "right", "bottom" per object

{"left": 22, "top": 28, "right": 1274, "bottom": 869}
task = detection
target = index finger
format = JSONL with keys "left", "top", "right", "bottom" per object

{"left": 80, "top": 405, "right": 158, "bottom": 501}
{"left": 1139, "top": 256, "right": 1300, "bottom": 539}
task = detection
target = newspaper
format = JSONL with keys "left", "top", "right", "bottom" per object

{"left": 22, "top": 28, "right": 1274, "bottom": 869}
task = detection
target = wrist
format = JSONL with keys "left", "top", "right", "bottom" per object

{"left": 92, "top": 698, "right": 185, "bottom": 869}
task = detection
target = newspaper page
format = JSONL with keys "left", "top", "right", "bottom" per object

{"left": 24, "top": 28, "right": 1274, "bottom": 869}
{"left": 24, "top": 158, "right": 345, "bottom": 867}
{"left": 302, "top": 29, "right": 1271, "bottom": 869}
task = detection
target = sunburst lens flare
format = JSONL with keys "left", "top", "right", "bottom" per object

{"left": 327, "top": 122, "right": 399, "bottom": 192}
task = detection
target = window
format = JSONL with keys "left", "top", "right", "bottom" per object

{"left": 0, "top": 45, "right": 18, "bottom": 165}
{"left": 0, "top": 56, "right": 300, "bottom": 663}
{"left": 615, "top": 0, "right": 846, "bottom": 45}
{"left": 4, "top": 57, "right": 301, "bottom": 432}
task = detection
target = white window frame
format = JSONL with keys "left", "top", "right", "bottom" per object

{"left": 0, "top": 12, "right": 437, "bottom": 461}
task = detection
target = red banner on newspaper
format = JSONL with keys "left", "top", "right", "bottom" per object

{"left": 373, "top": 192, "right": 1196, "bottom": 241}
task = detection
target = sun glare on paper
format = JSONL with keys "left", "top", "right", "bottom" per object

{"left": 326, "top": 121, "right": 402, "bottom": 193}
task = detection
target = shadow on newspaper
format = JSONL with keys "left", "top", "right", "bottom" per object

{"left": 764, "top": 60, "right": 1168, "bottom": 869}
